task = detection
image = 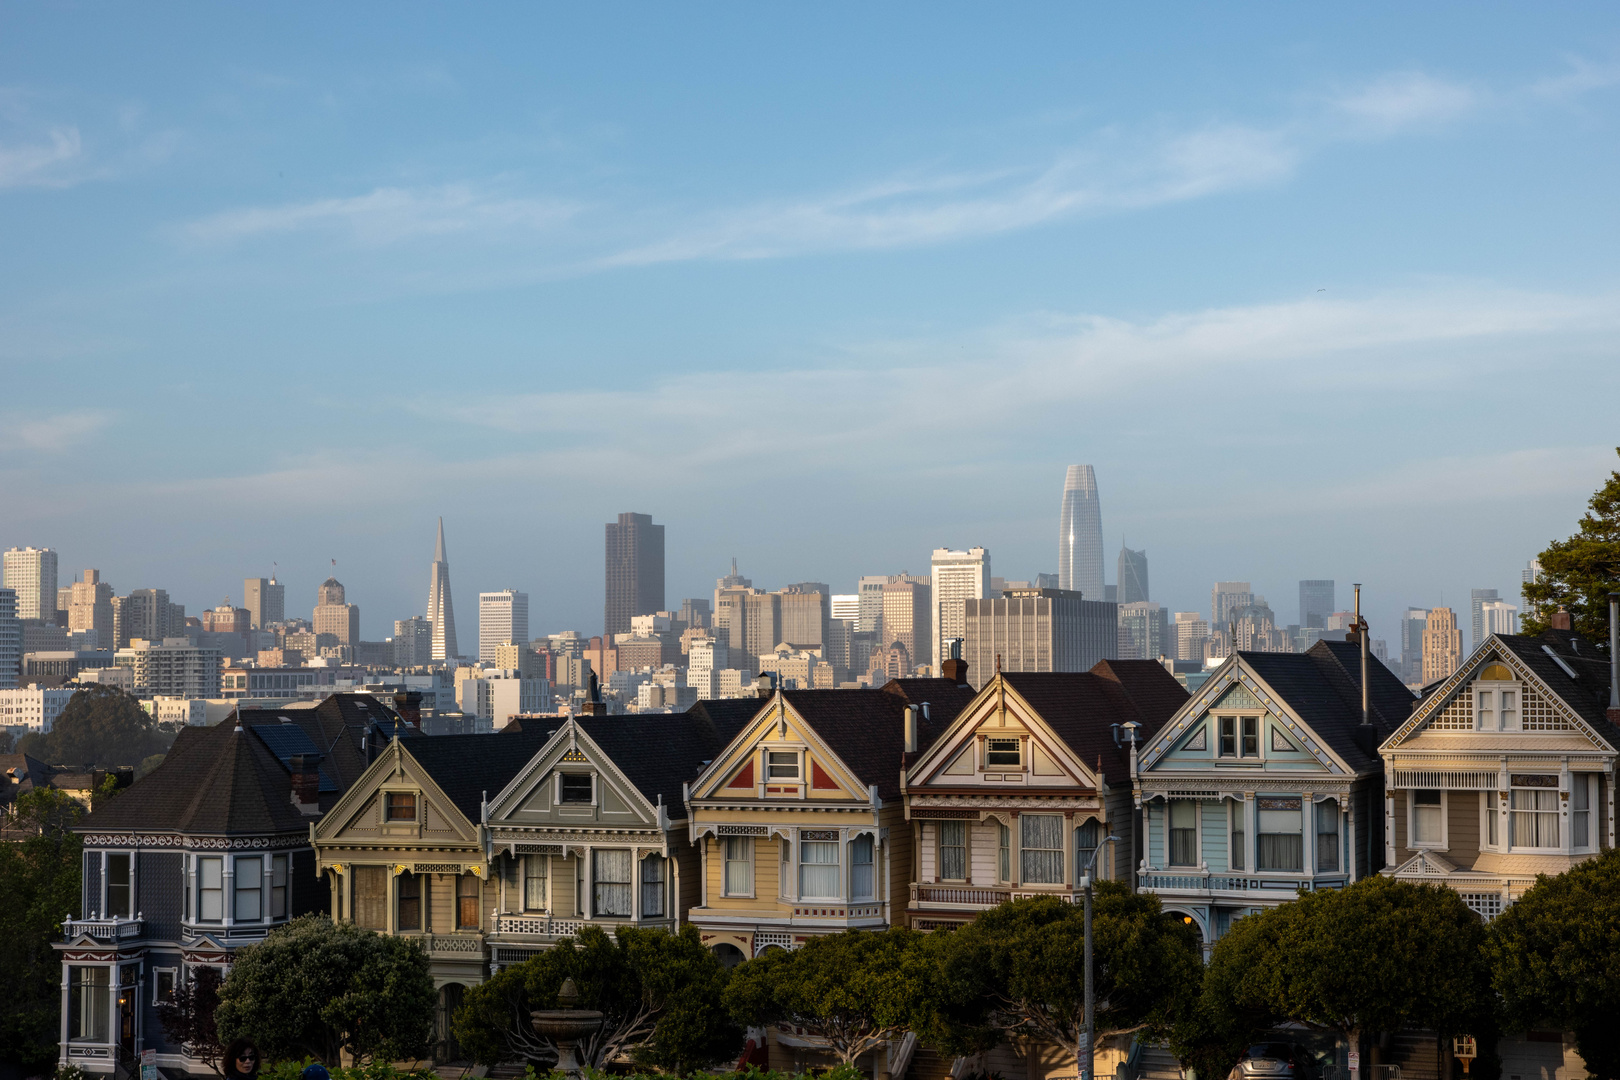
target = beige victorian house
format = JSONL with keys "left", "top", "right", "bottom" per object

{"left": 1381, "top": 626, "right": 1616, "bottom": 919}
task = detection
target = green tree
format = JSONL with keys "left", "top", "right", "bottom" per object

{"left": 724, "top": 928, "right": 924, "bottom": 1066}
{"left": 1180, "top": 877, "right": 1492, "bottom": 1080}
{"left": 17, "top": 685, "right": 176, "bottom": 768}
{"left": 1521, "top": 447, "right": 1620, "bottom": 642}
{"left": 214, "top": 915, "right": 435, "bottom": 1065}
{"left": 0, "top": 789, "right": 84, "bottom": 1072}
{"left": 456, "top": 924, "right": 738, "bottom": 1074}
{"left": 918, "top": 889, "right": 1203, "bottom": 1077}
{"left": 158, "top": 965, "right": 226, "bottom": 1074}
{"left": 1489, "top": 848, "right": 1620, "bottom": 1080}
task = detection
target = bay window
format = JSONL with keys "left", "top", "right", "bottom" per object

{"left": 457, "top": 871, "right": 481, "bottom": 928}
{"left": 1315, "top": 799, "right": 1340, "bottom": 871}
{"left": 1510, "top": 776, "right": 1559, "bottom": 849}
{"left": 525, "top": 855, "right": 548, "bottom": 910}
{"left": 850, "top": 835, "right": 874, "bottom": 899}
{"left": 1410, "top": 790, "right": 1444, "bottom": 847}
{"left": 197, "top": 857, "right": 224, "bottom": 922}
{"left": 1573, "top": 774, "right": 1595, "bottom": 850}
{"left": 594, "top": 850, "right": 632, "bottom": 917}
{"left": 397, "top": 872, "right": 421, "bottom": 931}
{"left": 271, "top": 854, "right": 288, "bottom": 918}
{"left": 641, "top": 854, "right": 665, "bottom": 917}
{"left": 235, "top": 856, "right": 262, "bottom": 921}
{"left": 1257, "top": 796, "right": 1303, "bottom": 871}
{"left": 353, "top": 865, "right": 388, "bottom": 930}
{"left": 997, "top": 821, "right": 1010, "bottom": 882}
{"left": 1075, "top": 818, "right": 1099, "bottom": 873}
{"left": 938, "top": 821, "right": 966, "bottom": 881}
{"left": 799, "top": 832, "right": 840, "bottom": 898}
{"left": 1168, "top": 801, "right": 1197, "bottom": 867}
{"left": 1229, "top": 799, "right": 1246, "bottom": 871}
{"left": 1020, "top": 814, "right": 1063, "bottom": 884}
{"left": 722, "top": 837, "right": 752, "bottom": 896}
{"left": 69, "top": 966, "right": 110, "bottom": 1042}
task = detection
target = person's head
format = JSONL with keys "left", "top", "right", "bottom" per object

{"left": 223, "top": 1038, "right": 260, "bottom": 1077}
{"left": 300, "top": 1066, "right": 330, "bottom": 1080}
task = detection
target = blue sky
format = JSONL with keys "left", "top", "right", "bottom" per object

{"left": 2, "top": 4, "right": 1618, "bottom": 647}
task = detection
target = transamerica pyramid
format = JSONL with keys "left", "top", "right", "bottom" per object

{"left": 427, "top": 516, "right": 459, "bottom": 661}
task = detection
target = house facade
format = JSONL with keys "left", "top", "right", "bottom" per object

{"left": 1380, "top": 628, "right": 1616, "bottom": 920}
{"left": 309, "top": 728, "right": 549, "bottom": 1053}
{"left": 481, "top": 703, "right": 757, "bottom": 971}
{"left": 53, "top": 694, "right": 384, "bottom": 1075}
{"left": 900, "top": 661, "right": 1188, "bottom": 932}
{"left": 1134, "top": 641, "right": 1414, "bottom": 949}
{"left": 683, "top": 680, "right": 972, "bottom": 965}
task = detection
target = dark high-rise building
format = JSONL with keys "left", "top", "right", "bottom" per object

{"left": 1298, "top": 580, "right": 1335, "bottom": 629}
{"left": 1117, "top": 545, "right": 1148, "bottom": 604}
{"left": 604, "top": 512, "right": 665, "bottom": 638}
{"left": 962, "top": 588, "right": 1116, "bottom": 690}
{"left": 1058, "top": 465, "right": 1105, "bottom": 600}
{"left": 1470, "top": 588, "right": 1499, "bottom": 651}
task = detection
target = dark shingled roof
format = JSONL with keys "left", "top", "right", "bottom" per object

{"left": 1490, "top": 630, "right": 1619, "bottom": 747}
{"left": 79, "top": 722, "right": 314, "bottom": 836}
{"left": 404, "top": 730, "right": 552, "bottom": 824}
{"left": 997, "top": 661, "right": 1189, "bottom": 788}
{"left": 231, "top": 693, "right": 400, "bottom": 793}
{"left": 1239, "top": 640, "right": 1416, "bottom": 774}
{"left": 880, "top": 678, "right": 979, "bottom": 726}
{"left": 577, "top": 702, "right": 759, "bottom": 812}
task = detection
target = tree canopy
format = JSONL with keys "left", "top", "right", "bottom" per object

{"left": 0, "top": 788, "right": 84, "bottom": 1072}
{"left": 917, "top": 888, "right": 1203, "bottom": 1076}
{"left": 17, "top": 685, "right": 177, "bottom": 768}
{"left": 1521, "top": 447, "right": 1620, "bottom": 642}
{"left": 214, "top": 915, "right": 435, "bottom": 1065}
{"left": 159, "top": 965, "right": 226, "bottom": 1075}
{"left": 1177, "top": 877, "right": 1492, "bottom": 1080}
{"left": 725, "top": 927, "right": 924, "bottom": 1066}
{"left": 1489, "top": 848, "right": 1620, "bottom": 1080}
{"left": 456, "top": 924, "right": 738, "bottom": 1075}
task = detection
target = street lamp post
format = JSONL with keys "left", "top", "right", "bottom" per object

{"left": 1082, "top": 834, "right": 1120, "bottom": 1080}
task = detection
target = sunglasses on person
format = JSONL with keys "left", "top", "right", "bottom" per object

{"left": 237, "top": 1054, "right": 258, "bottom": 1064}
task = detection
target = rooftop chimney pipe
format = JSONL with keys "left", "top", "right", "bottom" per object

{"left": 904, "top": 705, "right": 919, "bottom": 754}
{"left": 1608, "top": 593, "right": 1619, "bottom": 715}
{"left": 1355, "top": 584, "right": 1370, "bottom": 728}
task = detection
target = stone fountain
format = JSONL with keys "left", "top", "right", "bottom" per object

{"left": 531, "top": 977, "right": 604, "bottom": 1080}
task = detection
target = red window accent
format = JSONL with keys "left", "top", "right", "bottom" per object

{"left": 726, "top": 760, "right": 755, "bottom": 789}
{"left": 811, "top": 760, "right": 838, "bottom": 789}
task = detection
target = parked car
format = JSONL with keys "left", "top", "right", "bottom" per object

{"left": 1229, "top": 1043, "right": 1318, "bottom": 1080}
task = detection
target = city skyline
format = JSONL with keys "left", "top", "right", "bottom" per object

{"left": 3, "top": 7, "right": 1617, "bottom": 646}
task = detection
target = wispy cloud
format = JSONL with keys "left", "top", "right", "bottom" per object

{"left": 0, "top": 127, "right": 83, "bottom": 189}
{"left": 1330, "top": 72, "right": 1480, "bottom": 133}
{"left": 182, "top": 184, "right": 581, "bottom": 245}
{"left": 3, "top": 409, "right": 113, "bottom": 451}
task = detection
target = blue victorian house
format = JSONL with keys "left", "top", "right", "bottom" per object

{"left": 54, "top": 695, "right": 388, "bottom": 1075}
{"left": 1132, "top": 640, "right": 1415, "bottom": 951}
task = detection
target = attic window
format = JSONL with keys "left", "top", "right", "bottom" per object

{"left": 985, "top": 738, "right": 1021, "bottom": 767}
{"left": 560, "top": 774, "right": 593, "bottom": 804}
{"left": 767, "top": 752, "right": 800, "bottom": 780}
{"left": 385, "top": 793, "right": 416, "bottom": 821}
{"left": 1479, "top": 662, "right": 1513, "bottom": 682}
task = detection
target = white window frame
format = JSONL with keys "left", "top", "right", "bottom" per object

{"left": 103, "top": 850, "right": 135, "bottom": 919}
{"left": 234, "top": 855, "right": 265, "bottom": 923}
{"left": 849, "top": 834, "right": 875, "bottom": 900}
{"left": 1572, "top": 773, "right": 1597, "bottom": 852}
{"left": 1216, "top": 715, "right": 1263, "bottom": 760}
{"left": 766, "top": 750, "right": 801, "bottom": 780}
{"left": 937, "top": 820, "right": 967, "bottom": 882}
{"left": 1481, "top": 790, "right": 1500, "bottom": 851}
{"left": 1167, "top": 800, "right": 1198, "bottom": 867}
{"left": 721, "top": 836, "right": 754, "bottom": 897}
{"left": 152, "top": 966, "right": 179, "bottom": 1007}
{"left": 984, "top": 737, "right": 1021, "bottom": 769}
{"left": 1474, "top": 678, "right": 1522, "bottom": 731}
{"left": 1507, "top": 776, "right": 1561, "bottom": 852}
{"left": 556, "top": 771, "right": 596, "bottom": 806}
{"left": 1407, "top": 789, "right": 1448, "bottom": 850}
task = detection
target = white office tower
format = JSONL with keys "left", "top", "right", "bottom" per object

{"left": 1480, "top": 600, "right": 1518, "bottom": 638}
{"left": 3, "top": 547, "right": 58, "bottom": 621}
{"left": 1174, "top": 612, "right": 1210, "bottom": 663}
{"left": 831, "top": 595, "right": 859, "bottom": 622}
{"left": 479, "top": 589, "right": 530, "bottom": 663}
{"left": 1058, "top": 466, "right": 1104, "bottom": 600}
{"left": 426, "top": 517, "right": 459, "bottom": 661}
{"left": 932, "top": 547, "right": 990, "bottom": 675}
{"left": 689, "top": 637, "right": 730, "bottom": 700}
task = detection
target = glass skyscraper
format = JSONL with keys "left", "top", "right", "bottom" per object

{"left": 1058, "top": 465, "right": 1104, "bottom": 601}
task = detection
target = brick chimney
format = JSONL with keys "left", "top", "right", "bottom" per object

{"left": 1550, "top": 607, "right": 1573, "bottom": 630}
{"left": 392, "top": 690, "right": 422, "bottom": 730}
{"left": 941, "top": 658, "right": 969, "bottom": 687}
{"left": 289, "top": 753, "right": 322, "bottom": 813}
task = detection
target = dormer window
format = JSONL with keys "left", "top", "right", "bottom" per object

{"left": 1474, "top": 664, "right": 1520, "bottom": 731}
{"left": 1217, "top": 717, "right": 1259, "bottom": 758}
{"left": 767, "top": 751, "right": 800, "bottom": 779}
{"left": 985, "top": 738, "right": 1021, "bottom": 767}
{"left": 560, "top": 774, "right": 593, "bottom": 804}
{"left": 385, "top": 792, "right": 417, "bottom": 821}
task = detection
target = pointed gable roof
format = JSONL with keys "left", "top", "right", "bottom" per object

{"left": 1231, "top": 642, "right": 1414, "bottom": 773}
{"left": 576, "top": 704, "right": 757, "bottom": 812}
{"left": 996, "top": 661, "right": 1188, "bottom": 788}
{"left": 403, "top": 729, "right": 551, "bottom": 823}
{"left": 774, "top": 689, "right": 939, "bottom": 799}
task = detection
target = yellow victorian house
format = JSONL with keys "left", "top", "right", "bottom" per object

{"left": 683, "top": 680, "right": 973, "bottom": 965}
{"left": 310, "top": 729, "right": 549, "bottom": 1055}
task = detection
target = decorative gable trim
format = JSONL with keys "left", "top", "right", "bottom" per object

{"left": 903, "top": 675, "right": 1097, "bottom": 792}
{"left": 1383, "top": 640, "right": 1606, "bottom": 750}
{"left": 485, "top": 721, "right": 659, "bottom": 829}
{"left": 687, "top": 693, "right": 869, "bottom": 805}
{"left": 1140, "top": 659, "right": 1349, "bottom": 775}
{"left": 1389, "top": 849, "right": 1457, "bottom": 876}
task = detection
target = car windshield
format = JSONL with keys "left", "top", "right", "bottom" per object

{"left": 1247, "top": 1045, "right": 1295, "bottom": 1061}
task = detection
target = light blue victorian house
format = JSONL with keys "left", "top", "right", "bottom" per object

{"left": 1132, "top": 639, "right": 1415, "bottom": 951}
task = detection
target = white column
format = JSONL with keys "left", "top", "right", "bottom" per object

{"left": 1244, "top": 793, "right": 1258, "bottom": 874}
{"left": 699, "top": 837, "right": 708, "bottom": 908}
{"left": 1560, "top": 759, "right": 1572, "bottom": 855}
{"left": 1344, "top": 801, "right": 1354, "bottom": 879}
{"left": 59, "top": 965, "right": 71, "bottom": 1063}
{"left": 1305, "top": 795, "right": 1316, "bottom": 882}
{"left": 583, "top": 847, "right": 593, "bottom": 919}
{"left": 1384, "top": 788, "right": 1397, "bottom": 866}
{"left": 631, "top": 852, "right": 641, "bottom": 922}
{"left": 222, "top": 861, "right": 234, "bottom": 928}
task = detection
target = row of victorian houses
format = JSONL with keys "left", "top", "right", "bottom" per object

{"left": 56, "top": 625, "right": 1618, "bottom": 1080}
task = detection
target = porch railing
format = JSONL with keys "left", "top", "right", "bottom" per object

{"left": 63, "top": 915, "right": 143, "bottom": 941}
{"left": 421, "top": 933, "right": 484, "bottom": 957}
{"left": 910, "top": 884, "right": 1012, "bottom": 906}
{"left": 490, "top": 913, "right": 627, "bottom": 938}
